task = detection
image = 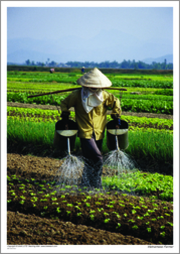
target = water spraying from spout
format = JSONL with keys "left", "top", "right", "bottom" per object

{"left": 104, "top": 149, "right": 135, "bottom": 175}
{"left": 54, "top": 154, "right": 84, "bottom": 185}
{"left": 54, "top": 135, "right": 84, "bottom": 186}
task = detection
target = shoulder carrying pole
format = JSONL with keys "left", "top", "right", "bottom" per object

{"left": 27, "top": 87, "right": 127, "bottom": 98}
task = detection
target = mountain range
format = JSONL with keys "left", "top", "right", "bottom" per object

{"left": 7, "top": 29, "right": 173, "bottom": 64}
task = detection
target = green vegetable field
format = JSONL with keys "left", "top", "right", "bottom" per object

{"left": 7, "top": 67, "right": 174, "bottom": 245}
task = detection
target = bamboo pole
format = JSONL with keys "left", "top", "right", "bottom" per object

{"left": 27, "top": 87, "right": 127, "bottom": 98}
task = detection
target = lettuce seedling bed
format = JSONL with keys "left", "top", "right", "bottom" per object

{"left": 7, "top": 175, "right": 173, "bottom": 245}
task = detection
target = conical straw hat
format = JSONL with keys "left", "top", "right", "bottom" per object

{"left": 77, "top": 68, "right": 112, "bottom": 88}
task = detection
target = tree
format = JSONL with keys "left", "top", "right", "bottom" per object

{"left": 25, "top": 59, "right": 31, "bottom": 65}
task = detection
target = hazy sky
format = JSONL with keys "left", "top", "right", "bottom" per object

{"left": 7, "top": 6, "right": 173, "bottom": 42}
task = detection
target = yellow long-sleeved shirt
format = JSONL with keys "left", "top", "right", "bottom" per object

{"left": 60, "top": 89, "right": 121, "bottom": 140}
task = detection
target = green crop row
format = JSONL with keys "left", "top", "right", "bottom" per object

{"left": 7, "top": 71, "right": 173, "bottom": 88}
{"left": 7, "top": 92, "right": 173, "bottom": 114}
{"left": 103, "top": 171, "right": 173, "bottom": 200}
{"left": 7, "top": 91, "right": 173, "bottom": 102}
{"left": 120, "top": 115, "right": 173, "bottom": 129}
{"left": 8, "top": 71, "right": 173, "bottom": 81}
{"left": 7, "top": 106, "right": 61, "bottom": 117}
{"left": 7, "top": 73, "right": 81, "bottom": 84}
{"left": 7, "top": 174, "right": 173, "bottom": 244}
{"left": 7, "top": 81, "right": 80, "bottom": 92}
{"left": 7, "top": 116, "right": 173, "bottom": 135}
{"left": 121, "top": 94, "right": 173, "bottom": 101}
{"left": 7, "top": 92, "right": 66, "bottom": 105}
{"left": 121, "top": 99, "right": 173, "bottom": 114}
{"left": 7, "top": 171, "right": 173, "bottom": 202}
{"left": 7, "top": 119, "right": 173, "bottom": 163}
{"left": 7, "top": 106, "right": 173, "bottom": 131}
{"left": 111, "top": 80, "right": 173, "bottom": 89}
{"left": 7, "top": 82, "right": 173, "bottom": 97}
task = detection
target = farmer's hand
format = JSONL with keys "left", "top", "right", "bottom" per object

{"left": 111, "top": 114, "right": 121, "bottom": 128}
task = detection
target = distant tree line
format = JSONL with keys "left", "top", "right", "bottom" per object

{"left": 66, "top": 59, "right": 173, "bottom": 70}
{"left": 8, "top": 58, "right": 173, "bottom": 70}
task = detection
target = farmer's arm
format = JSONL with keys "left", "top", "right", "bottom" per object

{"left": 105, "top": 92, "right": 121, "bottom": 117}
{"left": 60, "top": 90, "right": 78, "bottom": 113}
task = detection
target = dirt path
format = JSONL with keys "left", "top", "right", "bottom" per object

{"left": 7, "top": 102, "right": 173, "bottom": 120}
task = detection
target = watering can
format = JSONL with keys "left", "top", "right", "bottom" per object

{"left": 53, "top": 119, "right": 78, "bottom": 154}
{"left": 106, "top": 119, "right": 129, "bottom": 151}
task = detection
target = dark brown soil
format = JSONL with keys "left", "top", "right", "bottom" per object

{"left": 7, "top": 153, "right": 173, "bottom": 245}
{"left": 7, "top": 102, "right": 173, "bottom": 120}
{"left": 7, "top": 211, "right": 155, "bottom": 245}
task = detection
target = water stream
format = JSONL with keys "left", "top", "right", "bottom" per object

{"left": 54, "top": 154, "right": 84, "bottom": 185}
{"left": 103, "top": 149, "right": 136, "bottom": 175}
{"left": 54, "top": 149, "right": 136, "bottom": 191}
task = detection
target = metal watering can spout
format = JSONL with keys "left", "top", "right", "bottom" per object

{"left": 67, "top": 138, "right": 71, "bottom": 155}
{"left": 115, "top": 129, "right": 120, "bottom": 151}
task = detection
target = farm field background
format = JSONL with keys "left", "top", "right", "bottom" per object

{"left": 6, "top": 67, "right": 174, "bottom": 246}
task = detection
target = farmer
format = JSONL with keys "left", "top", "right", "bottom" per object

{"left": 50, "top": 68, "right": 55, "bottom": 73}
{"left": 81, "top": 66, "right": 85, "bottom": 74}
{"left": 60, "top": 68, "right": 121, "bottom": 188}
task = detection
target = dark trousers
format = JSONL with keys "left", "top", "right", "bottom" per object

{"left": 80, "top": 135, "right": 103, "bottom": 188}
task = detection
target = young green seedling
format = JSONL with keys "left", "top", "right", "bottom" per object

{"left": 67, "top": 203, "right": 73, "bottom": 207}
{"left": 106, "top": 204, "right": 114, "bottom": 208}
{"left": 137, "top": 216, "right": 143, "bottom": 220}
{"left": 40, "top": 198, "right": 47, "bottom": 202}
{"left": 56, "top": 207, "right": 61, "bottom": 213}
{"left": 132, "top": 209, "right": 137, "bottom": 214}
{"left": 90, "top": 214, "right": 95, "bottom": 221}
{"left": 132, "top": 225, "right": 138, "bottom": 229}
{"left": 116, "top": 223, "right": 121, "bottom": 229}
{"left": 160, "top": 232, "right": 166, "bottom": 237}
{"left": 51, "top": 197, "right": 57, "bottom": 201}
{"left": 104, "top": 218, "right": 110, "bottom": 223}
{"left": 89, "top": 210, "right": 95, "bottom": 214}
{"left": 128, "top": 219, "right": 135, "bottom": 223}
{"left": 157, "top": 216, "right": 164, "bottom": 219}
{"left": 95, "top": 202, "right": 101, "bottom": 205}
